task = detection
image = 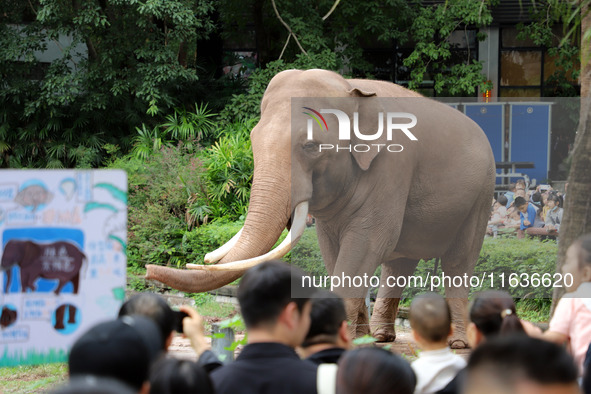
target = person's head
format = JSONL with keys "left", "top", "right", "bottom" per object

{"left": 508, "top": 183, "right": 516, "bottom": 192}
{"left": 69, "top": 315, "right": 163, "bottom": 394}
{"left": 238, "top": 260, "right": 314, "bottom": 347}
{"left": 542, "top": 193, "right": 549, "bottom": 206}
{"left": 464, "top": 335, "right": 579, "bottom": 394}
{"left": 336, "top": 347, "right": 416, "bottom": 394}
{"left": 516, "top": 179, "right": 526, "bottom": 189}
{"left": 409, "top": 293, "right": 452, "bottom": 349}
{"left": 496, "top": 195, "right": 508, "bottom": 207}
{"left": 561, "top": 233, "right": 591, "bottom": 292}
{"left": 515, "top": 189, "right": 526, "bottom": 199}
{"left": 531, "top": 192, "right": 542, "bottom": 207}
{"left": 149, "top": 358, "right": 214, "bottom": 394}
{"left": 301, "top": 291, "right": 351, "bottom": 351}
{"left": 514, "top": 197, "right": 528, "bottom": 214}
{"left": 119, "top": 293, "right": 175, "bottom": 351}
{"left": 467, "top": 291, "right": 524, "bottom": 348}
{"left": 546, "top": 194, "right": 561, "bottom": 210}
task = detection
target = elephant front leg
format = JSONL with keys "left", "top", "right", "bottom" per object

{"left": 343, "top": 298, "right": 370, "bottom": 338}
{"left": 370, "top": 258, "right": 419, "bottom": 342}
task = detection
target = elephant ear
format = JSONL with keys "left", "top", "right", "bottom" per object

{"left": 347, "top": 87, "right": 387, "bottom": 171}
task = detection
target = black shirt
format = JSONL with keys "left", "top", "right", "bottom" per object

{"left": 210, "top": 342, "right": 318, "bottom": 394}
{"left": 306, "top": 347, "right": 346, "bottom": 365}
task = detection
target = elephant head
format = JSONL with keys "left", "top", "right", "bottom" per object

{"left": 145, "top": 69, "right": 422, "bottom": 292}
{"left": 2, "top": 240, "right": 42, "bottom": 293}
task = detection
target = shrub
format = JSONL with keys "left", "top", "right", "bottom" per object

{"left": 109, "top": 143, "right": 209, "bottom": 269}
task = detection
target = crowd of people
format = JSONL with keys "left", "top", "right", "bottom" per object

{"left": 52, "top": 233, "right": 591, "bottom": 394}
{"left": 487, "top": 180, "right": 565, "bottom": 239}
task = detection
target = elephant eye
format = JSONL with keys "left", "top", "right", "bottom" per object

{"left": 303, "top": 141, "right": 317, "bottom": 151}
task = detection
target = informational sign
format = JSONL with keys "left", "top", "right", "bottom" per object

{"left": 0, "top": 170, "right": 127, "bottom": 366}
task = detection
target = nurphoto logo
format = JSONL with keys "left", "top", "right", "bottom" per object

{"left": 303, "top": 107, "right": 418, "bottom": 153}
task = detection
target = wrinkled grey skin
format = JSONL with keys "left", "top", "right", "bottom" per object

{"left": 146, "top": 69, "right": 495, "bottom": 347}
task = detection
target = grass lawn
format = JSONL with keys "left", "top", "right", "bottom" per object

{"left": 0, "top": 363, "right": 68, "bottom": 393}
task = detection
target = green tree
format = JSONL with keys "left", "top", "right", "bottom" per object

{"left": 0, "top": 0, "right": 215, "bottom": 168}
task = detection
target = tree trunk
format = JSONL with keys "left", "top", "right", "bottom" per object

{"left": 552, "top": 4, "right": 591, "bottom": 306}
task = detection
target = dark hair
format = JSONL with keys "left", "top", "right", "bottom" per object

{"left": 496, "top": 195, "right": 508, "bottom": 207}
{"left": 466, "top": 335, "right": 578, "bottom": 390}
{"left": 547, "top": 193, "right": 561, "bottom": 207}
{"left": 119, "top": 293, "right": 174, "bottom": 348}
{"left": 409, "top": 293, "right": 451, "bottom": 343}
{"left": 336, "top": 348, "right": 416, "bottom": 394}
{"left": 573, "top": 233, "right": 591, "bottom": 269}
{"left": 302, "top": 291, "right": 347, "bottom": 347}
{"left": 238, "top": 260, "right": 313, "bottom": 328}
{"left": 514, "top": 196, "right": 527, "bottom": 208}
{"left": 469, "top": 291, "right": 524, "bottom": 339}
{"left": 149, "top": 358, "right": 214, "bottom": 394}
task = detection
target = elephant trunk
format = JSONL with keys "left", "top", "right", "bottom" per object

{"left": 145, "top": 151, "right": 292, "bottom": 293}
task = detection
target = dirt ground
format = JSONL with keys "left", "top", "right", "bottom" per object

{"left": 168, "top": 322, "right": 472, "bottom": 362}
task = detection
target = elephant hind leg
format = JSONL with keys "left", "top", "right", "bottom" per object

{"left": 67, "top": 305, "right": 77, "bottom": 324}
{"left": 370, "top": 258, "right": 419, "bottom": 342}
{"left": 440, "top": 192, "right": 491, "bottom": 349}
{"left": 54, "top": 305, "right": 66, "bottom": 330}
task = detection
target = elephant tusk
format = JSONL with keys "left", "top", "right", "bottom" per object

{"left": 203, "top": 228, "right": 244, "bottom": 264}
{"left": 187, "top": 201, "right": 308, "bottom": 272}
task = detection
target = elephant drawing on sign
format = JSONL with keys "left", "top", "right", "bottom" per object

{"left": 145, "top": 69, "right": 495, "bottom": 346}
{"left": 1, "top": 240, "right": 85, "bottom": 295}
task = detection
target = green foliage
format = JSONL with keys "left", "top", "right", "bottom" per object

{"left": 290, "top": 227, "right": 329, "bottom": 278}
{"left": 404, "top": 0, "right": 496, "bottom": 95}
{"left": 109, "top": 143, "right": 210, "bottom": 269}
{"left": 0, "top": 0, "right": 215, "bottom": 167}
{"left": 131, "top": 104, "right": 217, "bottom": 160}
{"left": 219, "top": 50, "right": 340, "bottom": 124}
{"left": 202, "top": 121, "right": 254, "bottom": 219}
{"left": 517, "top": 1, "right": 580, "bottom": 97}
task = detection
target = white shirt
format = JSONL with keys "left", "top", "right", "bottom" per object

{"left": 411, "top": 347, "right": 467, "bottom": 394}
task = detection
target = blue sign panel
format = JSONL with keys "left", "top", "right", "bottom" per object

{"left": 464, "top": 104, "right": 505, "bottom": 183}
{"left": 509, "top": 104, "right": 551, "bottom": 183}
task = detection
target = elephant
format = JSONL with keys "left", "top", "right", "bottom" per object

{"left": 145, "top": 69, "right": 495, "bottom": 346}
{"left": 1, "top": 240, "right": 85, "bottom": 296}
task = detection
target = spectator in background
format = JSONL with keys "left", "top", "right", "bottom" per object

{"left": 514, "top": 197, "right": 536, "bottom": 239}
{"left": 149, "top": 358, "right": 214, "bottom": 394}
{"left": 68, "top": 315, "right": 163, "bottom": 394}
{"left": 543, "top": 234, "right": 591, "bottom": 375}
{"left": 336, "top": 347, "right": 416, "bottom": 394}
{"left": 545, "top": 193, "right": 563, "bottom": 233}
{"left": 300, "top": 291, "right": 352, "bottom": 365}
{"left": 504, "top": 183, "right": 517, "bottom": 206}
{"left": 409, "top": 293, "right": 466, "bottom": 394}
{"left": 209, "top": 260, "right": 318, "bottom": 394}
{"left": 119, "top": 293, "right": 175, "bottom": 352}
{"left": 487, "top": 196, "right": 508, "bottom": 237}
{"left": 463, "top": 335, "right": 579, "bottom": 394}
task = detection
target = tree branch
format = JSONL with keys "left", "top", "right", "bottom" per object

{"left": 322, "top": 0, "right": 342, "bottom": 21}
{"left": 270, "top": 0, "right": 308, "bottom": 56}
